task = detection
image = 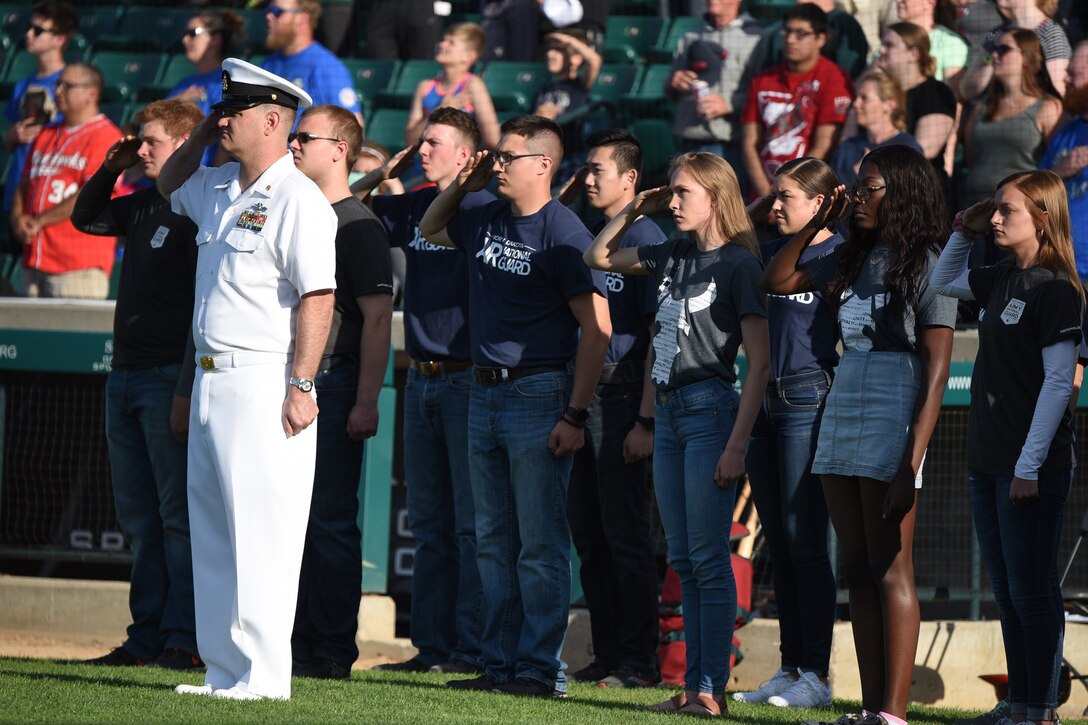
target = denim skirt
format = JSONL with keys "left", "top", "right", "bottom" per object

{"left": 812, "top": 350, "right": 922, "bottom": 484}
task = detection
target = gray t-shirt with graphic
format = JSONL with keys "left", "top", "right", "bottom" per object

{"left": 639, "top": 238, "right": 767, "bottom": 391}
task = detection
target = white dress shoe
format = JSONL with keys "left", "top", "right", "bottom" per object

{"left": 211, "top": 686, "right": 266, "bottom": 701}
{"left": 174, "top": 684, "right": 214, "bottom": 696}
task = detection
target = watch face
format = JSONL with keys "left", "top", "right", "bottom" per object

{"left": 293, "top": 378, "right": 314, "bottom": 392}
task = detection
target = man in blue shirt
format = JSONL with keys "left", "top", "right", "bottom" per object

{"left": 557, "top": 128, "right": 665, "bottom": 689}
{"left": 420, "top": 115, "right": 612, "bottom": 698}
{"left": 261, "top": 0, "right": 362, "bottom": 125}
{"left": 2, "top": 1, "right": 75, "bottom": 222}
{"left": 362, "top": 107, "right": 494, "bottom": 674}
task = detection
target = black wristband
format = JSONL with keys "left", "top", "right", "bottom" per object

{"left": 561, "top": 413, "right": 586, "bottom": 429}
{"left": 636, "top": 415, "right": 655, "bottom": 432}
{"left": 563, "top": 406, "right": 589, "bottom": 427}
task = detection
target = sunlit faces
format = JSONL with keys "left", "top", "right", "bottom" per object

{"left": 991, "top": 185, "right": 1040, "bottom": 250}
{"left": 491, "top": 133, "right": 549, "bottom": 196}
{"left": 771, "top": 174, "right": 823, "bottom": 236}
{"left": 54, "top": 67, "right": 96, "bottom": 116}
{"left": 288, "top": 111, "right": 343, "bottom": 179}
{"left": 991, "top": 33, "right": 1023, "bottom": 82}
{"left": 435, "top": 33, "right": 476, "bottom": 66}
{"left": 25, "top": 14, "right": 63, "bottom": 54}
{"left": 583, "top": 145, "right": 635, "bottom": 214}
{"left": 215, "top": 106, "right": 264, "bottom": 157}
{"left": 136, "top": 121, "right": 186, "bottom": 181}
{"left": 418, "top": 122, "right": 470, "bottom": 183}
{"left": 545, "top": 45, "right": 569, "bottom": 75}
{"left": 895, "top": 0, "right": 934, "bottom": 25}
{"left": 707, "top": 0, "right": 743, "bottom": 23}
{"left": 668, "top": 167, "right": 716, "bottom": 234}
{"left": 781, "top": 19, "right": 824, "bottom": 65}
{"left": 265, "top": 0, "right": 300, "bottom": 51}
{"left": 853, "top": 80, "right": 895, "bottom": 129}
{"left": 850, "top": 162, "right": 886, "bottom": 231}
{"left": 877, "top": 31, "right": 917, "bottom": 77}
{"left": 182, "top": 18, "right": 214, "bottom": 65}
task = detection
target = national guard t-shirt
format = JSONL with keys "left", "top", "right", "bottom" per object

{"left": 966, "top": 262, "right": 1082, "bottom": 476}
{"left": 639, "top": 238, "right": 767, "bottom": 391}
{"left": 373, "top": 187, "right": 496, "bottom": 362}
{"left": 593, "top": 216, "right": 666, "bottom": 365}
{"left": 446, "top": 198, "right": 607, "bottom": 368}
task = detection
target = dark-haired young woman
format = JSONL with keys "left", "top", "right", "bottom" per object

{"left": 932, "top": 170, "right": 1081, "bottom": 725}
{"left": 761, "top": 145, "right": 957, "bottom": 725}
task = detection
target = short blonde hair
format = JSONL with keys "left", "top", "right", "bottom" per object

{"left": 445, "top": 22, "right": 486, "bottom": 58}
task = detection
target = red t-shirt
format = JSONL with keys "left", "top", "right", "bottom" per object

{"left": 742, "top": 56, "right": 854, "bottom": 181}
{"left": 21, "top": 114, "right": 121, "bottom": 275}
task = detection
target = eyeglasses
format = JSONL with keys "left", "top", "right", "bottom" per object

{"left": 28, "top": 23, "right": 56, "bottom": 36}
{"left": 993, "top": 43, "right": 1017, "bottom": 58}
{"left": 266, "top": 6, "right": 303, "bottom": 18}
{"left": 289, "top": 132, "right": 341, "bottom": 145}
{"left": 780, "top": 27, "right": 816, "bottom": 40}
{"left": 493, "top": 151, "right": 544, "bottom": 169}
{"left": 183, "top": 27, "right": 209, "bottom": 38}
{"left": 56, "top": 80, "right": 94, "bottom": 91}
{"left": 846, "top": 184, "right": 886, "bottom": 204}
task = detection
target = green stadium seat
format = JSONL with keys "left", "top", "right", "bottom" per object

{"left": 364, "top": 108, "right": 410, "bottom": 153}
{"left": 589, "top": 64, "right": 642, "bottom": 104}
{"left": 64, "top": 34, "right": 92, "bottom": 64}
{"left": 100, "top": 101, "right": 133, "bottom": 129}
{"left": 96, "top": 7, "right": 191, "bottom": 53}
{"left": 76, "top": 6, "right": 122, "bottom": 44}
{"left": 628, "top": 118, "right": 677, "bottom": 189}
{"left": 609, "top": 0, "right": 659, "bottom": 14}
{"left": 649, "top": 16, "right": 705, "bottom": 63}
{"left": 151, "top": 54, "right": 197, "bottom": 97}
{"left": 342, "top": 58, "right": 399, "bottom": 112}
{"left": 619, "top": 62, "right": 675, "bottom": 121}
{"left": 1, "top": 49, "right": 37, "bottom": 95}
{"left": 603, "top": 16, "right": 664, "bottom": 64}
{"left": 239, "top": 9, "right": 268, "bottom": 57}
{"left": 482, "top": 61, "right": 550, "bottom": 112}
{"left": 0, "top": 4, "right": 28, "bottom": 39}
{"left": 375, "top": 59, "right": 441, "bottom": 109}
{"left": 748, "top": 0, "right": 798, "bottom": 23}
{"left": 90, "top": 51, "right": 167, "bottom": 103}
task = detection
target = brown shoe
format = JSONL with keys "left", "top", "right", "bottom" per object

{"left": 678, "top": 693, "right": 726, "bottom": 717}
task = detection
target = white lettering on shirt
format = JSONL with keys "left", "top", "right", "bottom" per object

{"left": 606, "top": 272, "right": 625, "bottom": 293}
{"left": 1000, "top": 298, "right": 1025, "bottom": 325}
{"left": 476, "top": 232, "right": 534, "bottom": 276}
{"left": 408, "top": 226, "right": 453, "bottom": 252}
{"left": 652, "top": 280, "right": 717, "bottom": 384}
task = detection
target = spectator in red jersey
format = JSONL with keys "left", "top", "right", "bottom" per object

{"left": 12, "top": 62, "right": 121, "bottom": 299}
{"left": 741, "top": 3, "right": 854, "bottom": 200}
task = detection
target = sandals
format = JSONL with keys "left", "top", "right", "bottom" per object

{"left": 648, "top": 692, "right": 727, "bottom": 717}
{"left": 648, "top": 693, "right": 689, "bottom": 712}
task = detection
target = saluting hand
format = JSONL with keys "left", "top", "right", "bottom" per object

{"left": 556, "top": 164, "right": 589, "bottom": 207}
{"left": 632, "top": 185, "right": 672, "bottom": 217}
{"left": 745, "top": 194, "right": 775, "bottom": 224}
{"left": 385, "top": 141, "right": 421, "bottom": 180}
{"left": 811, "top": 184, "right": 849, "bottom": 231}
{"left": 961, "top": 198, "right": 996, "bottom": 236}
{"left": 459, "top": 149, "right": 494, "bottom": 192}
{"left": 104, "top": 136, "right": 142, "bottom": 173}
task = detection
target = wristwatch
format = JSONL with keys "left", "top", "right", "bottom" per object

{"left": 562, "top": 406, "right": 589, "bottom": 428}
{"left": 289, "top": 377, "right": 315, "bottom": 393}
{"left": 636, "top": 415, "right": 655, "bottom": 432}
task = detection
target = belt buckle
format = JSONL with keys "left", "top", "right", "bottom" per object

{"left": 199, "top": 355, "right": 215, "bottom": 371}
{"left": 418, "top": 361, "right": 441, "bottom": 376}
{"left": 477, "top": 368, "right": 500, "bottom": 386}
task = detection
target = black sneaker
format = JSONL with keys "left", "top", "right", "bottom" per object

{"left": 294, "top": 658, "right": 351, "bottom": 680}
{"left": 491, "top": 677, "right": 567, "bottom": 699}
{"left": 429, "top": 660, "right": 482, "bottom": 674}
{"left": 149, "top": 648, "right": 204, "bottom": 671}
{"left": 83, "top": 646, "right": 144, "bottom": 667}
{"left": 597, "top": 666, "right": 662, "bottom": 688}
{"left": 570, "top": 661, "right": 612, "bottom": 682}
{"left": 371, "top": 658, "right": 430, "bottom": 672}
{"left": 445, "top": 674, "right": 499, "bottom": 690}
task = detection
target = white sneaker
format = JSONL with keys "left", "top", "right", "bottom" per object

{"left": 211, "top": 686, "right": 266, "bottom": 701}
{"left": 767, "top": 670, "right": 832, "bottom": 707}
{"left": 174, "top": 684, "right": 214, "bottom": 696}
{"left": 732, "top": 668, "right": 797, "bottom": 703}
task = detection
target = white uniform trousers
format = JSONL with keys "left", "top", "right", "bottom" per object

{"left": 187, "top": 361, "right": 316, "bottom": 699}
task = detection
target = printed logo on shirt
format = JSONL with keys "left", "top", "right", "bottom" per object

{"left": 1000, "top": 298, "right": 1025, "bottom": 325}
{"left": 236, "top": 202, "right": 268, "bottom": 232}
{"left": 606, "top": 272, "right": 625, "bottom": 293}
{"left": 339, "top": 87, "right": 358, "bottom": 108}
{"left": 28, "top": 148, "right": 88, "bottom": 177}
{"left": 651, "top": 280, "right": 717, "bottom": 384}
{"left": 771, "top": 292, "right": 815, "bottom": 304}
{"left": 833, "top": 95, "right": 852, "bottom": 116}
{"left": 476, "top": 232, "right": 534, "bottom": 276}
{"left": 408, "top": 225, "right": 453, "bottom": 252}
{"left": 150, "top": 225, "right": 169, "bottom": 249}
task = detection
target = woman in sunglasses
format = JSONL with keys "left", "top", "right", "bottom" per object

{"left": 761, "top": 144, "right": 956, "bottom": 725}
{"left": 931, "top": 170, "right": 1080, "bottom": 725}
{"left": 963, "top": 29, "right": 1062, "bottom": 265}
{"left": 585, "top": 152, "right": 770, "bottom": 718}
{"left": 169, "top": 11, "right": 245, "bottom": 117}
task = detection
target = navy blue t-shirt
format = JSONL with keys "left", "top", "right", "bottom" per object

{"left": 447, "top": 198, "right": 607, "bottom": 367}
{"left": 762, "top": 233, "right": 845, "bottom": 378}
{"left": 593, "top": 216, "right": 665, "bottom": 364}
{"left": 373, "top": 186, "right": 496, "bottom": 362}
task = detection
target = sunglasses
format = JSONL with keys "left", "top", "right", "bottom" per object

{"left": 266, "top": 6, "right": 303, "bottom": 18}
{"left": 183, "top": 27, "right": 209, "bottom": 38}
{"left": 289, "top": 132, "right": 341, "bottom": 145}
{"left": 993, "top": 43, "right": 1017, "bottom": 58}
{"left": 28, "top": 23, "right": 56, "bottom": 36}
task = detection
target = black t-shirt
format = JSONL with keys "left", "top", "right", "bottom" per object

{"left": 324, "top": 197, "right": 394, "bottom": 359}
{"left": 639, "top": 238, "right": 767, "bottom": 391}
{"left": 70, "top": 169, "right": 197, "bottom": 370}
{"left": 905, "top": 77, "right": 956, "bottom": 137}
{"left": 533, "top": 78, "right": 589, "bottom": 160}
{"left": 967, "top": 262, "right": 1082, "bottom": 476}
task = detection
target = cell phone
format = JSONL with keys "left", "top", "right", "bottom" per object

{"left": 22, "top": 89, "right": 50, "bottom": 125}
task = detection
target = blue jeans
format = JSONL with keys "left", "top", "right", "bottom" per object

{"left": 469, "top": 370, "right": 573, "bottom": 692}
{"left": 403, "top": 367, "right": 483, "bottom": 667}
{"left": 745, "top": 370, "right": 836, "bottom": 676}
{"left": 567, "top": 373, "right": 659, "bottom": 675}
{"left": 105, "top": 364, "right": 195, "bottom": 659}
{"left": 293, "top": 363, "right": 364, "bottom": 669}
{"left": 654, "top": 377, "right": 740, "bottom": 696}
{"left": 969, "top": 469, "right": 1072, "bottom": 720}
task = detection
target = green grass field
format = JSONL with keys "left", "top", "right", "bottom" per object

{"left": 0, "top": 656, "right": 1061, "bottom": 724}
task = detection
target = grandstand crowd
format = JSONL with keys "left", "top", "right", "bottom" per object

{"left": 3, "top": 1, "right": 1088, "bottom": 724}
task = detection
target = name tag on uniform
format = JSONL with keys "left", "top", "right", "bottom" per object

{"left": 150, "top": 225, "right": 169, "bottom": 249}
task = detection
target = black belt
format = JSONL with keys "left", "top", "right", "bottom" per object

{"left": 317, "top": 354, "right": 356, "bottom": 373}
{"left": 597, "top": 359, "right": 642, "bottom": 385}
{"left": 472, "top": 364, "right": 567, "bottom": 386}
{"left": 411, "top": 359, "right": 473, "bottom": 376}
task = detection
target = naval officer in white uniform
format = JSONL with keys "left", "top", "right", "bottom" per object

{"left": 156, "top": 58, "right": 337, "bottom": 701}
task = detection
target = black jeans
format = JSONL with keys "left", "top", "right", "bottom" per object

{"left": 567, "top": 368, "right": 659, "bottom": 674}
